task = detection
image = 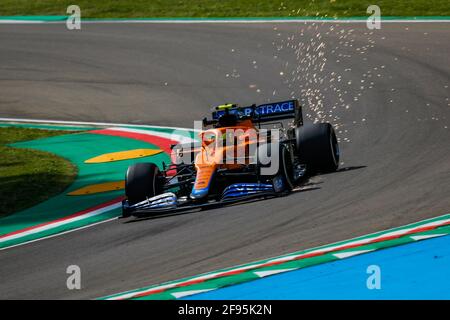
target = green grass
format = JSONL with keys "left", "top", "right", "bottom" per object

{"left": 0, "top": 0, "right": 449, "bottom": 18}
{"left": 0, "top": 127, "right": 77, "bottom": 218}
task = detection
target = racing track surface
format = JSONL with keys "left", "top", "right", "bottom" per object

{"left": 0, "top": 22, "right": 449, "bottom": 299}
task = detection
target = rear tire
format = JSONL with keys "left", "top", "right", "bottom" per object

{"left": 125, "top": 163, "right": 163, "bottom": 205}
{"left": 295, "top": 123, "right": 339, "bottom": 173}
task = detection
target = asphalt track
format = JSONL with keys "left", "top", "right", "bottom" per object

{"left": 0, "top": 22, "right": 449, "bottom": 299}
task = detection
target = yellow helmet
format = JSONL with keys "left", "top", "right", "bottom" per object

{"left": 215, "top": 103, "right": 238, "bottom": 111}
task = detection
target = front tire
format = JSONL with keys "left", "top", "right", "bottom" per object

{"left": 295, "top": 123, "right": 339, "bottom": 173}
{"left": 125, "top": 163, "right": 163, "bottom": 205}
{"left": 257, "top": 143, "right": 294, "bottom": 192}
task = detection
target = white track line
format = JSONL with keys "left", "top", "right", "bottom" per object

{"left": 0, "top": 201, "right": 122, "bottom": 244}
{"left": 105, "top": 127, "right": 196, "bottom": 144}
{"left": 0, "top": 20, "right": 47, "bottom": 24}
{"left": 79, "top": 19, "right": 450, "bottom": 24}
{"left": 0, "top": 117, "right": 198, "bottom": 133}
{"left": 0, "top": 19, "right": 449, "bottom": 25}
{"left": 0, "top": 218, "right": 117, "bottom": 252}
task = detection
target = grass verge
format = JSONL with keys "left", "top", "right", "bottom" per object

{"left": 0, "top": 0, "right": 449, "bottom": 18}
{"left": 0, "top": 127, "right": 77, "bottom": 218}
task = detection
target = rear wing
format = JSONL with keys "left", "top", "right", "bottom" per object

{"left": 207, "top": 99, "right": 303, "bottom": 126}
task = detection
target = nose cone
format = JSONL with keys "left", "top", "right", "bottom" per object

{"left": 190, "top": 188, "right": 209, "bottom": 199}
{"left": 192, "top": 163, "right": 216, "bottom": 200}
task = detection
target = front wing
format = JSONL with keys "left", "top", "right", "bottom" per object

{"left": 122, "top": 183, "right": 280, "bottom": 218}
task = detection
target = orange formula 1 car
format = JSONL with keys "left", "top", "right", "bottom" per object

{"left": 122, "top": 99, "right": 339, "bottom": 217}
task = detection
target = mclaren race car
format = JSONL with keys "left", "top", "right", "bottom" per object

{"left": 122, "top": 99, "right": 339, "bottom": 217}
